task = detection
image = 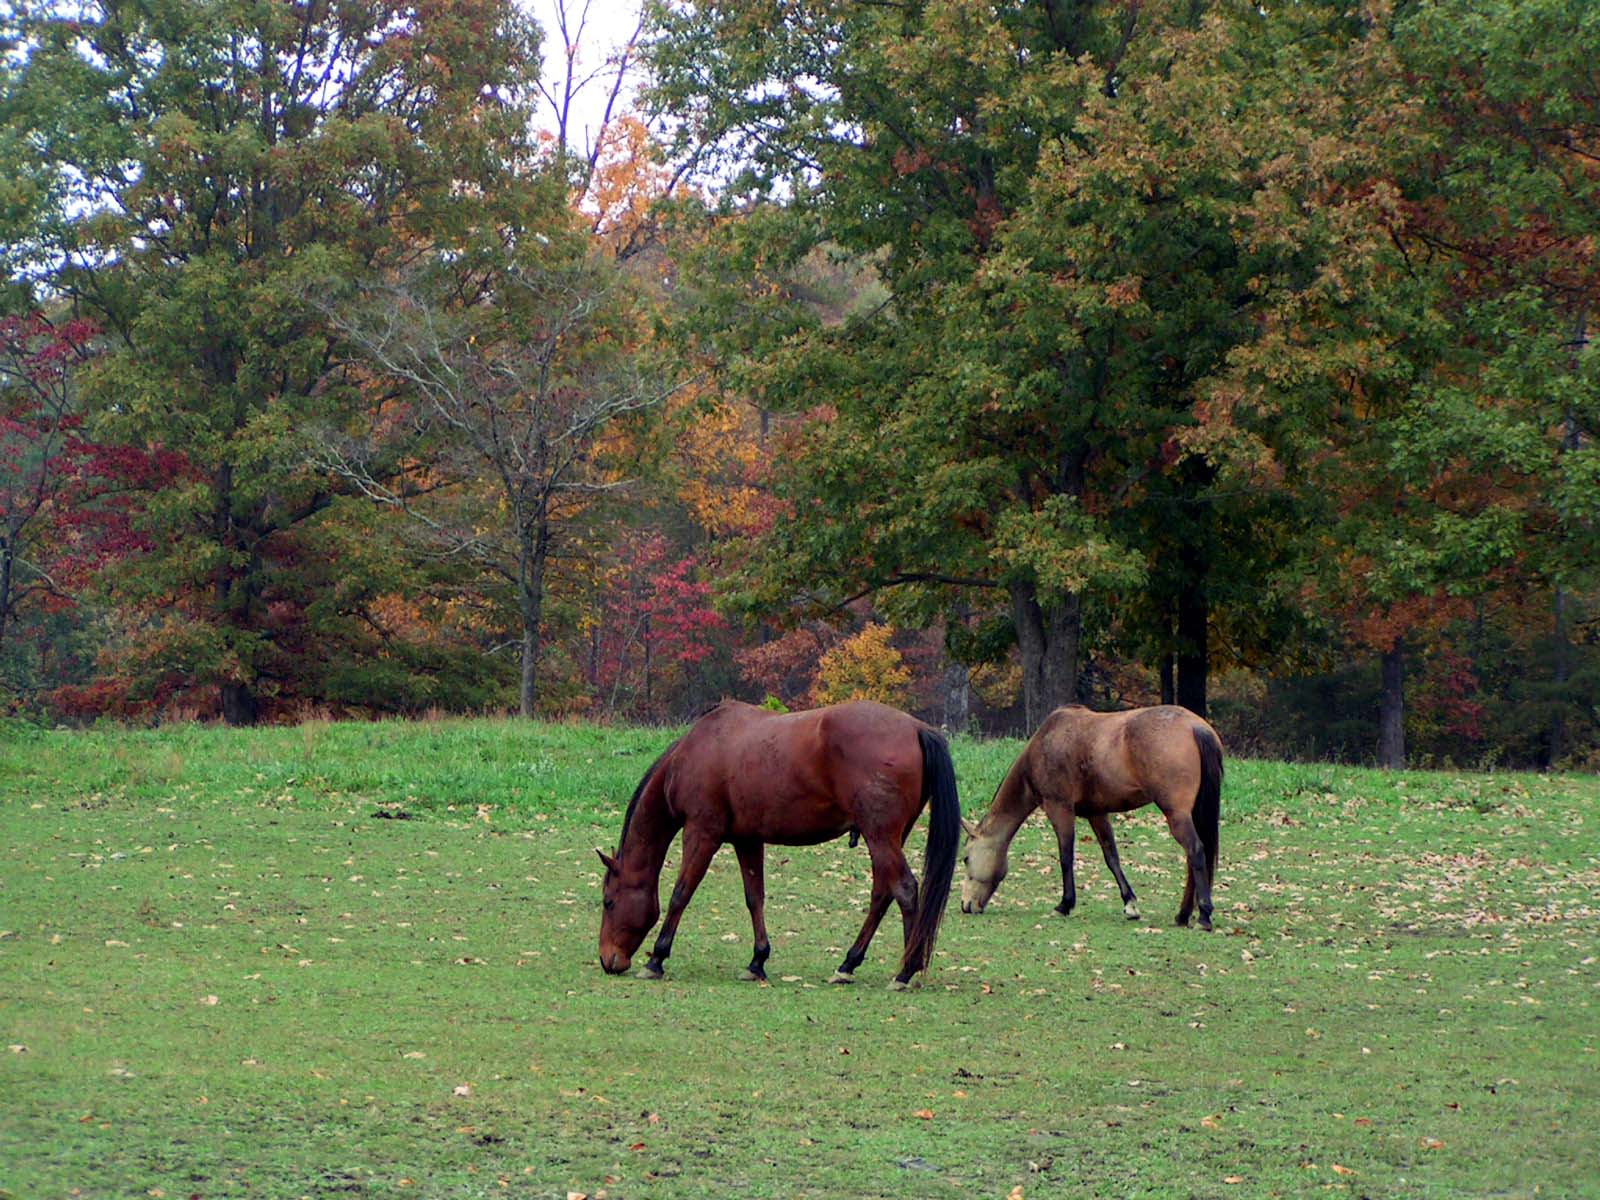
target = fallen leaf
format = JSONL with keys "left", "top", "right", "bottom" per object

{"left": 1223, "top": 1176, "right": 1245, "bottom": 1185}
{"left": 913, "top": 1108, "right": 935, "bottom": 1120}
{"left": 1354, "top": 1117, "right": 1373, "bottom": 1128}
{"left": 629, "top": 1142, "right": 646, "bottom": 1152}
{"left": 1201, "top": 1114, "right": 1223, "bottom": 1130}
{"left": 1331, "top": 1164, "right": 1356, "bottom": 1176}
{"left": 199, "top": 995, "right": 219, "bottom": 1006}
{"left": 453, "top": 1084, "right": 472, "bottom": 1097}
{"left": 567, "top": 1192, "right": 588, "bottom": 1200}
{"left": 1421, "top": 1138, "right": 1445, "bottom": 1150}
{"left": 1008, "top": 1188, "right": 1025, "bottom": 1200}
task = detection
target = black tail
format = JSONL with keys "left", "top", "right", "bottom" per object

{"left": 898, "top": 728, "right": 961, "bottom": 982}
{"left": 1191, "top": 725, "right": 1223, "bottom": 880}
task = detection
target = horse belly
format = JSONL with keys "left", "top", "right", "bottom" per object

{"left": 1081, "top": 787, "right": 1149, "bottom": 816}
{"left": 727, "top": 785, "right": 853, "bottom": 844}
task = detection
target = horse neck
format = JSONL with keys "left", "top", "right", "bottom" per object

{"left": 977, "top": 754, "right": 1036, "bottom": 848}
{"left": 617, "top": 766, "right": 678, "bottom": 885}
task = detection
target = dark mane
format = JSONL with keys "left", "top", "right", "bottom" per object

{"left": 614, "top": 737, "right": 682, "bottom": 857}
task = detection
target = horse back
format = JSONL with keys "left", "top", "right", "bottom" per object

{"left": 668, "top": 700, "right": 925, "bottom": 844}
{"left": 1037, "top": 704, "right": 1215, "bottom": 814}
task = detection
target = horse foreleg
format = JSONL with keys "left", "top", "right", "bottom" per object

{"left": 1086, "top": 813, "right": 1140, "bottom": 920}
{"left": 733, "top": 839, "right": 770, "bottom": 982}
{"left": 832, "top": 846, "right": 916, "bottom": 987}
{"left": 1042, "top": 799, "right": 1078, "bottom": 917}
{"left": 1164, "top": 811, "right": 1213, "bottom": 931}
{"left": 640, "top": 831, "right": 720, "bottom": 978}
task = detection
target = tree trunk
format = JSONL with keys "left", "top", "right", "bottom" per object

{"left": 643, "top": 611, "right": 653, "bottom": 716}
{"left": 517, "top": 516, "right": 550, "bottom": 719}
{"left": 1176, "top": 563, "right": 1208, "bottom": 718}
{"left": 941, "top": 659, "right": 970, "bottom": 733}
{"left": 1551, "top": 587, "right": 1570, "bottom": 767}
{"left": 1378, "top": 640, "right": 1405, "bottom": 769}
{"left": 221, "top": 681, "right": 260, "bottom": 726}
{"left": 1012, "top": 580, "right": 1080, "bottom": 732}
{"left": 0, "top": 533, "right": 13, "bottom": 658}
{"left": 1159, "top": 651, "right": 1175, "bottom": 706}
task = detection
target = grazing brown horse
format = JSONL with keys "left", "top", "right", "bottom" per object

{"left": 597, "top": 699, "right": 961, "bottom": 989}
{"left": 960, "top": 705, "right": 1223, "bottom": 929}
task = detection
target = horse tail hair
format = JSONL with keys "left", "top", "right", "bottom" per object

{"left": 1191, "top": 724, "right": 1224, "bottom": 880}
{"left": 900, "top": 728, "right": 961, "bottom": 981}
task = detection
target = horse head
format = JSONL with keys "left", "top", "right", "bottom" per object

{"left": 959, "top": 818, "right": 1008, "bottom": 914}
{"left": 597, "top": 848, "right": 660, "bottom": 974}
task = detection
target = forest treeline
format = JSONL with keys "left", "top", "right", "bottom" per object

{"left": 1, "top": 0, "right": 1596, "bottom": 769}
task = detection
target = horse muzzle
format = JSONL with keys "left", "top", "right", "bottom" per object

{"left": 599, "top": 950, "right": 632, "bottom": 974}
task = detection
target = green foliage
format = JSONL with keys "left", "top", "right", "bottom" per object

{"left": 650, "top": 0, "right": 1435, "bottom": 717}
{"left": 6, "top": 0, "right": 555, "bottom": 721}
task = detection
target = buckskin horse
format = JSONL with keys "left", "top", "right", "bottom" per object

{"left": 597, "top": 699, "right": 961, "bottom": 989}
{"left": 960, "top": 704, "right": 1224, "bottom": 929}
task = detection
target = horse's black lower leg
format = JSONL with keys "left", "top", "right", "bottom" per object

{"left": 1088, "top": 814, "right": 1139, "bottom": 920}
{"left": 734, "top": 840, "right": 770, "bottom": 981}
{"left": 642, "top": 834, "right": 719, "bottom": 977}
{"left": 1166, "top": 813, "right": 1212, "bottom": 931}
{"left": 836, "top": 848, "right": 914, "bottom": 986}
{"left": 1043, "top": 801, "right": 1077, "bottom": 917}
{"left": 888, "top": 867, "right": 920, "bottom": 988}
{"left": 1054, "top": 828, "right": 1077, "bottom": 916}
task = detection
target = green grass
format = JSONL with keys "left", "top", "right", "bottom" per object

{"left": 2, "top": 718, "right": 1597, "bottom": 1199}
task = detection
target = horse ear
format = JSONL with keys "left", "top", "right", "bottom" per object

{"left": 961, "top": 817, "right": 981, "bottom": 839}
{"left": 595, "top": 848, "right": 620, "bottom": 873}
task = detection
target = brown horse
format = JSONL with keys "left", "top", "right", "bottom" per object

{"left": 597, "top": 699, "right": 961, "bottom": 989}
{"left": 960, "top": 704, "right": 1223, "bottom": 929}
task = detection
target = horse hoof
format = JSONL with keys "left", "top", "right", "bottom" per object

{"left": 635, "top": 965, "right": 664, "bottom": 980}
{"left": 828, "top": 970, "right": 856, "bottom": 985}
{"left": 1053, "top": 903, "right": 1074, "bottom": 918}
{"left": 738, "top": 968, "right": 767, "bottom": 982}
{"left": 887, "top": 978, "right": 911, "bottom": 992}
{"left": 1198, "top": 917, "right": 1213, "bottom": 932}
{"left": 1124, "top": 902, "right": 1141, "bottom": 921}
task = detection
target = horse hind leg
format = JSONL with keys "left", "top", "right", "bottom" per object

{"left": 1086, "top": 813, "right": 1140, "bottom": 920}
{"left": 733, "top": 839, "right": 771, "bottom": 982}
{"left": 1163, "top": 809, "right": 1213, "bottom": 931}
{"left": 1042, "top": 799, "right": 1078, "bottom": 917}
{"left": 832, "top": 842, "right": 917, "bottom": 988}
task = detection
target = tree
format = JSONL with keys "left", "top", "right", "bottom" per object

{"left": 0, "top": 312, "right": 94, "bottom": 659}
{"left": 647, "top": 0, "right": 1411, "bottom": 728}
{"left": 318, "top": 244, "right": 670, "bottom": 717}
{"left": 585, "top": 529, "right": 726, "bottom": 718}
{"left": 6, "top": 0, "right": 549, "bottom": 722}
{"left": 811, "top": 623, "right": 912, "bottom": 709}
{"left": 1389, "top": 0, "right": 1600, "bottom": 765}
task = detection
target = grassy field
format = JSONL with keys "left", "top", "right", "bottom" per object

{"left": 2, "top": 717, "right": 1597, "bottom": 1199}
